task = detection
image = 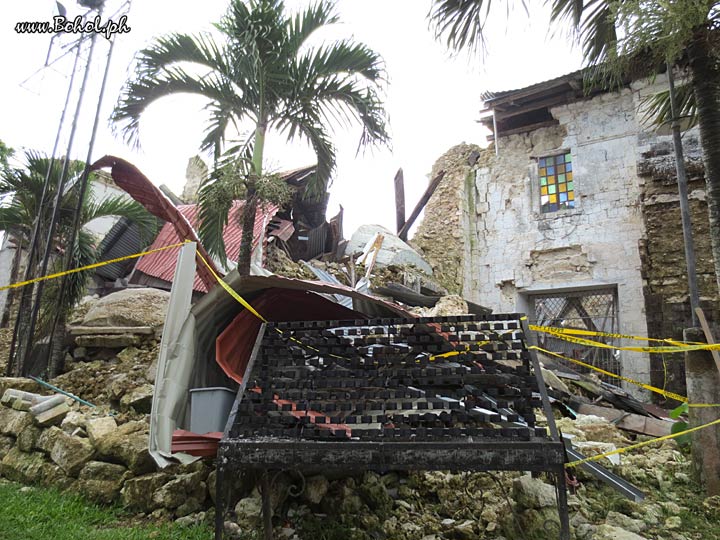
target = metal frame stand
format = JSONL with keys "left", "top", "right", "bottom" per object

{"left": 213, "top": 315, "right": 570, "bottom": 540}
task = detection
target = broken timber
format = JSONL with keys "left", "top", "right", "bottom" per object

{"left": 394, "top": 168, "right": 405, "bottom": 236}
{"left": 215, "top": 314, "right": 570, "bottom": 540}
{"left": 397, "top": 170, "right": 445, "bottom": 241}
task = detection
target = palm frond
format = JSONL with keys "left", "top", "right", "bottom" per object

{"left": 640, "top": 81, "right": 698, "bottom": 130}
{"left": 113, "top": 32, "right": 252, "bottom": 148}
{"left": 429, "top": 0, "right": 497, "bottom": 54}
{"left": 284, "top": 0, "right": 338, "bottom": 56}
{"left": 197, "top": 155, "right": 248, "bottom": 264}
{"left": 39, "top": 229, "right": 96, "bottom": 336}
{"left": 81, "top": 194, "right": 158, "bottom": 244}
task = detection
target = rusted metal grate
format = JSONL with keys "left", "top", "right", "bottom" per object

{"left": 529, "top": 288, "right": 620, "bottom": 381}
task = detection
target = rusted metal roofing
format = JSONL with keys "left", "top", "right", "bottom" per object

{"left": 134, "top": 200, "right": 279, "bottom": 293}
{"left": 91, "top": 156, "right": 220, "bottom": 290}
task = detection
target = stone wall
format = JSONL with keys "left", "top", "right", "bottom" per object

{"left": 0, "top": 379, "right": 216, "bottom": 525}
{"left": 413, "top": 143, "right": 486, "bottom": 295}
{"left": 470, "top": 85, "right": 653, "bottom": 395}
{"left": 637, "top": 135, "right": 720, "bottom": 396}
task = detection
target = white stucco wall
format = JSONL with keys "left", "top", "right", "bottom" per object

{"left": 464, "top": 76, "right": 690, "bottom": 395}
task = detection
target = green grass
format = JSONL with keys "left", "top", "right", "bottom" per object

{"left": 0, "top": 482, "right": 212, "bottom": 540}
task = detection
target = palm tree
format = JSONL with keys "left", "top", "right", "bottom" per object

{"left": 113, "top": 0, "right": 389, "bottom": 275}
{"left": 0, "top": 151, "right": 158, "bottom": 376}
{"left": 429, "top": 0, "right": 720, "bottom": 295}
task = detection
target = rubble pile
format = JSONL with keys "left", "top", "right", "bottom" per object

{"left": 51, "top": 342, "right": 159, "bottom": 408}
{"left": 0, "top": 392, "right": 219, "bottom": 521}
{"left": 0, "top": 251, "right": 715, "bottom": 539}
{"left": 264, "top": 243, "right": 316, "bottom": 281}
{"left": 0, "top": 324, "right": 718, "bottom": 539}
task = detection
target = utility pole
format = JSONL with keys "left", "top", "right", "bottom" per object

{"left": 667, "top": 63, "right": 700, "bottom": 326}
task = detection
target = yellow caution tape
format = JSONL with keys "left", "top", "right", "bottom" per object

{"left": 565, "top": 417, "right": 720, "bottom": 467}
{"left": 540, "top": 329, "right": 720, "bottom": 354}
{"left": 196, "top": 252, "right": 268, "bottom": 323}
{"left": 0, "top": 240, "right": 190, "bottom": 293}
{"left": 529, "top": 324, "right": 703, "bottom": 346}
{"left": 532, "top": 346, "right": 685, "bottom": 402}
{"left": 532, "top": 346, "right": 720, "bottom": 408}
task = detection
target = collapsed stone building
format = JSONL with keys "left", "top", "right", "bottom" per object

{"left": 414, "top": 70, "right": 719, "bottom": 399}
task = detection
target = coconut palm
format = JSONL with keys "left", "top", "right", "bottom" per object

{"left": 430, "top": 0, "right": 720, "bottom": 294}
{"left": 0, "top": 150, "right": 158, "bottom": 376}
{"left": 113, "top": 0, "right": 389, "bottom": 275}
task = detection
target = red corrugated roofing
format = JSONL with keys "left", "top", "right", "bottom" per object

{"left": 91, "top": 155, "right": 220, "bottom": 290}
{"left": 135, "top": 200, "right": 278, "bottom": 292}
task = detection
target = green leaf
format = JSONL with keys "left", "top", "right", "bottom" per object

{"left": 671, "top": 420, "right": 691, "bottom": 447}
{"left": 670, "top": 402, "right": 689, "bottom": 419}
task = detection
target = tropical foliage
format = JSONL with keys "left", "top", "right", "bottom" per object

{"left": 113, "top": 0, "right": 390, "bottom": 274}
{"left": 0, "top": 151, "right": 157, "bottom": 375}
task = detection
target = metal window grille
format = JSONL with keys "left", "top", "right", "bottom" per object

{"left": 529, "top": 288, "right": 620, "bottom": 381}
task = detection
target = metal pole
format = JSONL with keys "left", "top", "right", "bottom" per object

{"left": 6, "top": 42, "right": 83, "bottom": 376}
{"left": 667, "top": 63, "right": 700, "bottom": 326}
{"left": 46, "top": 14, "right": 117, "bottom": 376}
{"left": 21, "top": 28, "right": 99, "bottom": 375}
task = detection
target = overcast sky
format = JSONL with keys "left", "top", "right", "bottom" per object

{"left": 1, "top": 0, "right": 583, "bottom": 238}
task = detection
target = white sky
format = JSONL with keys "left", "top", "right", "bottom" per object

{"left": 0, "top": 0, "right": 583, "bottom": 238}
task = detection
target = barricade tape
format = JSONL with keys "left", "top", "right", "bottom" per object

{"left": 530, "top": 346, "right": 720, "bottom": 407}
{"left": 195, "top": 252, "right": 268, "bottom": 323}
{"left": 0, "top": 240, "right": 190, "bottom": 293}
{"left": 565, "top": 417, "right": 720, "bottom": 467}
{"left": 529, "top": 324, "right": 701, "bottom": 346}
{"left": 538, "top": 329, "right": 720, "bottom": 354}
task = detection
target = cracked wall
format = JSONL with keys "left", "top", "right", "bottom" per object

{"left": 413, "top": 143, "right": 487, "bottom": 295}
{"left": 441, "top": 81, "right": 679, "bottom": 398}
{"left": 416, "top": 74, "right": 720, "bottom": 399}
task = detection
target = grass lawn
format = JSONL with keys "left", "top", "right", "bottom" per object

{"left": 0, "top": 481, "right": 212, "bottom": 540}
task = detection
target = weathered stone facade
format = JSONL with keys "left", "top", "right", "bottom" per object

{"left": 637, "top": 134, "right": 720, "bottom": 394}
{"left": 417, "top": 72, "right": 719, "bottom": 399}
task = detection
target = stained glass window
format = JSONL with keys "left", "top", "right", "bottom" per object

{"left": 539, "top": 152, "right": 574, "bottom": 213}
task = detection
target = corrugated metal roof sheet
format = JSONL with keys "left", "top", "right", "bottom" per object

{"left": 91, "top": 156, "right": 220, "bottom": 289}
{"left": 134, "top": 201, "right": 278, "bottom": 292}
{"left": 96, "top": 217, "right": 162, "bottom": 280}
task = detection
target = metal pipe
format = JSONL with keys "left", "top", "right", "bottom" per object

{"left": 667, "top": 63, "right": 700, "bottom": 327}
{"left": 6, "top": 41, "right": 83, "bottom": 376}
{"left": 46, "top": 11, "right": 118, "bottom": 375}
{"left": 21, "top": 28, "right": 99, "bottom": 376}
{"left": 29, "top": 375, "right": 98, "bottom": 409}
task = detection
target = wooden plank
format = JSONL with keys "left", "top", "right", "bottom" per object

{"left": 394, "top": 168, "right": 405, "bottom": 235}
{"left": 397, "top": 171, "right": 445, "bottom": 241}
{"left": 573, "top": 402, "right": 673, "bottom": 437}
{"left": 694, "top": 307, "right": 720, "bottom": 377}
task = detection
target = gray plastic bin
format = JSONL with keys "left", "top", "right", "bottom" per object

{"left": 189, "top": 387, "right": 236, "bottom": 434}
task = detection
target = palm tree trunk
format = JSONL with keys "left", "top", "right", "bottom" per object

{"left": 237, "top": 120, "right": 266, "bottom": 276}
{"left": 237, "top": 185, "right": 258, "bottom": 276}
{"left": 689, "top": 31, "right": 720, "bottom": 296}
